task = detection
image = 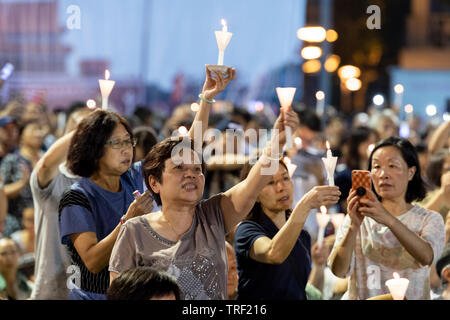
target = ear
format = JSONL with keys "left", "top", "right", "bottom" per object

{"left": 443, "top": 267, "right": 450, "bottom": 283}
{"left": 407, "top": 166, "right": 416, "bottom": 181}
{"left": 148, "top": 176, "right": 160, "bottom": 195}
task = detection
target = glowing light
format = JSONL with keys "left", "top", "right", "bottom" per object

{"left": 326, "top": 29, "right": 338, "bottom": 42}
{"left": 301, "top": 46, "right": 322, "bottom": 60}
{"left": 324, "top": 54, "right": 340, "bottom": 72}
{"left": 297, "top": 26, "right": 327, "bottom": 42}
{"left": 426, "top": 104, "right": 437, "bottom": 117}
{"left": 373, "top": 94, "right": 384, "bottom": 106}
{"left": 302, "top": 59, "right": 321, "bottom": 73}
{"left": 190, "top": 103, "right": 200, "bottom": 112}
{"left": 394, "top": 84, "right": 404, "bottom": 94}
{"left": 338, "top": 65, "right": 361, "bottom": 79}
{"left": 404, "top": 104, "right": 413, "bottom": 114}
{"left": 345, "top": 78, "right": 362, "bottom": 91}
{"left": 315, "top": 91, "right": 325, "bottom": 101}
{"left": 86, "top": 99, "right": 96, "bottom": 109}
{"left": 105, "top": 69, "right": 110, "bottom": 80}
{"left": 178, "top": 126, "right": 188, "bottom": 136}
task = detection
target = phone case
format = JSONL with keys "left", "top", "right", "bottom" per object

{"left": 351, "top": 170, "right": 371, "bottom": 199}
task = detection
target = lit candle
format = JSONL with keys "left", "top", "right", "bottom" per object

{"left": 86, "top": 99, "right": 96, "bottom": 109}
{"left": 283, "top": 156, "right": 297, "bottom": 177}
{"left": 322, "top": 141, "right": 338, "bottom": 186}
{"left": 404, "top": 104, "right": 413, "bottom": 122}
{"left": 215, "top": 19, "right": 233, "bottom": 66}
{"left": 393, "top": 84, "right": 404, "bottom": 108}
{"left": 276, "top": 87, "right": 296, "bottom": 150}
{"left": 331, "top": 213, "right": 345, "bottom": 231}
{"left": 315, "top": 91, "right": 325, "bottom": 116}
{"left": 385, "top": 272, "right": 409, "bottom": 300}
{"left": 294, "top": 137, "right": 302, "bottom": 150}
{"left": 316, "top": 205, "right": 330, "bottom": 248}
{"left": 98, "top": 69, "right": 115, "bottom": 110}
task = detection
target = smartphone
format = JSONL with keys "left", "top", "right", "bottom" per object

{"left": 351, "top": 170, "right": 371, "bottom": 199}
{"left": 1, "top": 63, "right": 14, "bottom": 80}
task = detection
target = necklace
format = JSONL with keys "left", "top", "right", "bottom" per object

{"left": 160, "top": 213, "right": 182, "bottom": 241}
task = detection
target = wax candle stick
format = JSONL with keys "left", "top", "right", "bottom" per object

{"left": 393, "top": 84, "right": 404, "bottom": 108}
{"left": 321, "top": 141, "right": 338, "bottom": 186}
{"left": 98, "top": 69, "right": 115, "bottom": 110}
{"left": 315, "top": 91, "right": 325, "bottom": 116}
{"left": 283, "top": 156, "right": 297, "bottom": 177}
{"left": 316, "top": 205, "right": 330, "bottom": 248}
{"left": 215, "top": 19, "right": 232, "bottom": 66}
{"left": 276, "top": 87, "right": 296, "bottom": 150}
{"left": 385, "top": 272, "right": 409, "bottom": 300}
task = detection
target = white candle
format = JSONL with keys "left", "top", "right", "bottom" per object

{"left": 276, "top": 87, "right": 296, "bottom": 150}
{"left": 393, "top": 84, "right": 404, "bottom": 108}
{"left": 98, "top": 69, "right": 115, "bottom": 110}
{"left": 322, "top": 141, "right": 338, "bottom": 186}
{"left": 283, "top": 156, "right": 297, "bottom": 177}
{"left": 315, "top": 91, "right": 325, "bottom": 116}
{"left": 385, "top": 272, "right": 409, "bottom": 300}
{"left": 316, "top": 205, "right": 330, "bottom": 248}
{"left": 215, "top": 19, "right": 232, "bottom": 66}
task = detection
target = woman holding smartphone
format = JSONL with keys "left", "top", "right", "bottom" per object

{"left": 328, "top": 137, "right": 445, "bottom": 300}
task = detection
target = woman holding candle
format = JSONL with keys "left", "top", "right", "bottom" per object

{"left": 233, "top": 159, "right": 340, "bottom": 300}
{"left": 328, "top": 136, "right": 446, "bottom": 300}
{"left": 109, "top": 100, "right": 300, "bottom": 300}
{"left": 59, "top": 67, "right": 235, "bottom": 300}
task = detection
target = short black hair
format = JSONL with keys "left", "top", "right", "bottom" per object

{"left": 368, "top": 136, "right": 427, "bottom": 203}
{"left": 296, "top": 108, "right": 321, "bottom": 132}
{"left": 67, "top": 109, "right": 134, "bottom": 177}
{"left": 142, "top": 136, "right": 205, "bottom": 206}
{"left": 107, "top": 267, "right": 181, "bottom": 300}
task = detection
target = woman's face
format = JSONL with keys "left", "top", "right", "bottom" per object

{"left": 152, "top": 149, "right": 205, "bottom": 206}
{"left": 98, "top": 124, "right": 134, "bottom": 176}
{"left": 370, "top": 146, "right": 416, "bottom": 201}
{"left": 21, "top": 123, "right": 44, "bottom": 149}
{"left": 257, "top": 165, "right": 294, "bottom": 213}
{"left": 0, "top": 239, "right": 19, "bottom": 272}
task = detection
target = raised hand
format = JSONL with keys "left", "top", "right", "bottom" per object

{"left": 302, "top": 185, "right": 341, "bottom": 210}
{"left": 202, "top": 66, "right": 236, "bottom": 101}
{"left": 346, "top": 189, "right": 365, "bottom": 228}
{"left": 124, "top": 190, "right": 154, "bottom": 220}
{"left": 358, "top": 188, "right": 395, "bottom": 227}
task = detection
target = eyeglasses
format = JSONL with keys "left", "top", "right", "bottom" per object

{"left": 106, "top": 137, "right": 137, "bottom": 149}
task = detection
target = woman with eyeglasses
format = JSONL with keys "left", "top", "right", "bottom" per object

{"left": 58, "top": 109, "right": 154, "bottom": 300}
{"left": 58, "top": 67, "right": 233, "bottom": 300}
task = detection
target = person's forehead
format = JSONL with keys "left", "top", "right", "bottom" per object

{"left": 372, "top": 146, "right": 403, "bottom": 161}
{"left": 110, "top": 124, "right": 130, "bottom": 139}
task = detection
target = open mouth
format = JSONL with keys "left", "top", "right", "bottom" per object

{"left": 278, "top": 195, "right": 290, "bottom": 202}
{"left": 182, "top": 182, "right": 197, "bottom": 191}
{"left": 379, "top": 183, "right": 392, "bottom": 188}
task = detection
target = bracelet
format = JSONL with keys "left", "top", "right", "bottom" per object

{"left": 198, "top": 93, "right": 216, "bottom": 104}
{"left": 120, "top": 215, "right": 127, "bottom": 225}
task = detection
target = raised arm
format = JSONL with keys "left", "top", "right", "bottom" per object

{"left": 35, "top": 130, "right": 75, "bottom": 188}
{"left": 221, "top": 109, "right": 299, "bottom": 233}
{"left": 188, "top": 66, "right": 235, "bottom": 143}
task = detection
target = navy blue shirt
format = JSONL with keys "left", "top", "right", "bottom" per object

{"left": 59, "top": 161, "right": 144, "bottom": 296}
{"left": 234, "top": 209, "right": 312, "bottom": 300}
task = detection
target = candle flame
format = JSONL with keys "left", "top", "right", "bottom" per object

{"left": 394, "top": 84, "right": 404, "bottom": 94}
{"left": 320, "top": 205, "right": 327, "bottom": 215}
{"left": 221, "top": 19, "right": 227, "bottom": 27}
{"left": 105, "top": 69, "right": 110, "bottom": 80}
{"left": 393, "top": 272, "right": 400, "bottom": 279}
{"left": 315, "top": 91, "right": 325, "bottom": 100}
{"left": 295, "top": 137, "right": 302, "bottom": 146}
{"left": 283, "top": 156, "right": 291, "bottom": 165}
{"left": 326, "top": 140, "right": 330, "bottom": 150}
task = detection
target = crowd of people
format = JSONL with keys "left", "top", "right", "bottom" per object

{"left": 0, "top": 66, "right": 449, "bottom": 300}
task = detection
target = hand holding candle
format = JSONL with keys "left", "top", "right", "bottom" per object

{"left": 276, "top": 87, "right": 296, "bottom": 150}
{"left": 385, "top": 272, "right": 409, "bottom": 300}
{"left": 322, "top": 141, "right": 338, "bottom": 186}
{"left": 316, "top": 205, "right": 330, "bottom": 248}
{"left": 98, "top": 69, "right": 115, "bottom": 110}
